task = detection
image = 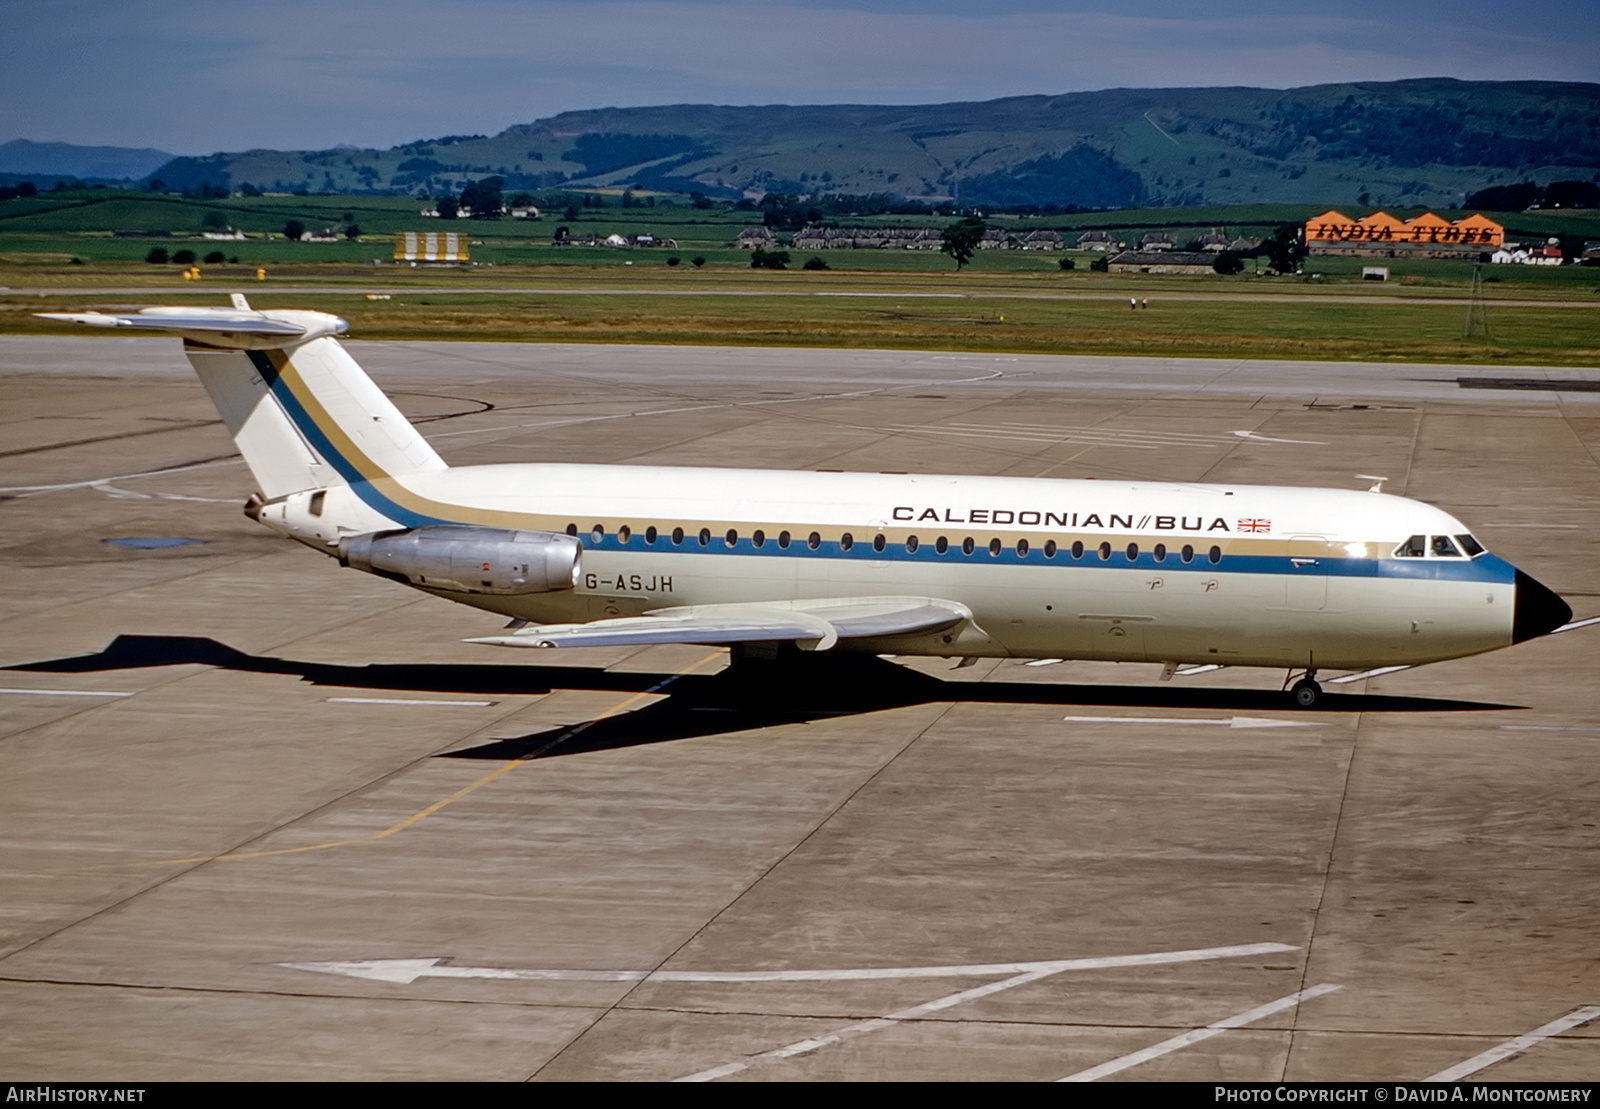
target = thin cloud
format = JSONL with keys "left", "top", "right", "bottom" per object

{"left": 2, "top": 1, "right": 1594, "bottom": 152}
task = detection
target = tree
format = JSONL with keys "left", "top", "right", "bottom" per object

{"left": 666, "top": 255, "right": 681, "bottom": 266}
{"left": 283, "top": 220, "right": 305, "bottom": 241}
{"left": 1261, "top": 223, "right": 1305, "bottom": 274}
{"left": 1057, "top": 256, "right": 1075, "bottom": 271}
{"left": 1213, "top": 251, "right": 1245, "bottom": 275}
{"left": 344, "top": 224, "right": 362, "bottom": 241}
{"left": 144, "top": 247, "right": 169, "bottom": 264}
{"left": 750, "top": 248, "right": 790, "bottom": 270}
{"left": 803, "top": 256, "right": 830, "bottom": 270}
{"left": 940, "top": 216, "right": 986, "bottom": 269}
{"left": 691, "top": 256, "right": 706, "bottom": 268}
{"left": 172, "top": 249, "right": 196, "bottom": 265}
{"left": 562, "top": 205, "right": 579, "bottom": 222}
{"left": 460, "top": 176, "right": 503, "bottom": 219}
{"left": 203, "top": 251, "right": 226, "bottom": 264}
{"left": 435, "top": 196, "right": 459, "bottom": 220}
{"left": 202, "top": 210, "right": 229, "bottom": 230}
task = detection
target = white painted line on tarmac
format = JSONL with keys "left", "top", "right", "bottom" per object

{"left": 1024, "top": 658, "right": 1063, "bottom": 667}
{"left": 1175, "top": 664, "right": 1227, "bottom": 676}
{"left": 676, "top": 968, "right": 1060, "bottom": 1082}
{"left": 1057, "top": 983, "right": 1342, "bottom": 1082}
{"left": 326, "top": 697, "right": 497, "bottom": 707}
{"left": 1064, "top": 715, "right": 1315, "bottom": 729}
{"left": 285, "top": 942, "right": 1299, "bottom": 987}
{"left": 1327, "top": 665, "right": 1412, "bottom": 685}
{"left": 1424, "top": 1005, "right": 1600, "bottom": 1082}
{"left": 1501, "top": 725, "right": 1600, "bottom": 733}
{"left": 0, "top": 687, "right": 133, "bottom": 698}
{"left": 666, "top": 942, "right": 1299, "bottom": 1083}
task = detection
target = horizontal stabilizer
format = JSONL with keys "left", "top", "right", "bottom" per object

{"left": 36, "top": 306, "right": 345, "bottom": 349}
{"left": 467, "top": 596, "right": 969, "bottom": 652}
{"left": 37, "top": 311, "right": 305, "bottom": 335}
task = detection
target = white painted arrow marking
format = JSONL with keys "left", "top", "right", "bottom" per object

{"left": 1232, "top": 430, "right": 1326, "bottom": 445}
{"left": 1063, "top": 715, "right": 1315, "bottom": 729}
{"left": 283, "top": 941, "right": 1299, "bottom": 988}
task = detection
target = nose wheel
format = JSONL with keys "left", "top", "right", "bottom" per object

{"left": 1290, "top": 674, "right": 1322, "bottom": 708}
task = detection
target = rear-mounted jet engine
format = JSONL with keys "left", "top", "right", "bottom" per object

{"left": 339, "top": 526, "right": 581, "bottom": 596}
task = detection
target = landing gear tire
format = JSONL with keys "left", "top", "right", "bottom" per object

{"left": 1291, "top": 678, "right": 1322, "bottom": 708}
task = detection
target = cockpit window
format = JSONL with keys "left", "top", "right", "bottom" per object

{"left": 1456, "top": 533, "right": 1485, "bottom": 557}
{"left": 1395, "top": 534, "right": 1427, "bottom": 558}
{"left": 1431, "top": 535, "right": 1462, "bottom": 558}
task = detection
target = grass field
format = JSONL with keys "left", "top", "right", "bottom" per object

{"left": 3, "top": 191, "right": 1597, "bottom": 365}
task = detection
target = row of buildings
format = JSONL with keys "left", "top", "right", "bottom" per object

{"left": 733, "top": 226, "right": 1255, "bottom": 253}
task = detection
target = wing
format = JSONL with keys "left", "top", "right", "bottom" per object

{"left": 465, "top": 596, "right": 970, "bottom": 651}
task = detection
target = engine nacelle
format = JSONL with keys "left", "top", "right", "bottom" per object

{"left": 339, "top": 526, "right": 581, "bottom": 596}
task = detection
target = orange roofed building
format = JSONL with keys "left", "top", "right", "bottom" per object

{"left": 1304, "top": 210, "right": 1503, "bottom": 259}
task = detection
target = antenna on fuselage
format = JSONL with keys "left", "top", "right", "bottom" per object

{"left": 1356, "top": 474, "right": 1387, "bottom": 493}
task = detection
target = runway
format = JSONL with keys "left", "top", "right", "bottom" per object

{"left": 1, "top": 336, "right": 1597, "bottom": 1080}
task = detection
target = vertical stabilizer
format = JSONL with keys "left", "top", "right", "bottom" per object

{"left": 36, "top": 305, "right": 448, "bottom": 501}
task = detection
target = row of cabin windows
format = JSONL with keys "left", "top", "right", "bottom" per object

{"left": 1393, "top": 533, "right": 1485, "bottom": 559}
{"left": 565, "top": 523, "right": 1224, "bottom": 564}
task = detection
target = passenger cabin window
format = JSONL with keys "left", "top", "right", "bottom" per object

{"left": 1098, "top": 542, "right": 1112, "bottom": 561}
{"left": 672, "top": 527, "right": 684, "bottom": 545}
{"left": 1181, "top": 544, "right": 1194, "bottom": 563}
{"left": 840, "top": 532, "right": 854, "bottom": 551}
{"left": 618, "top": 525, "right": 630, "bottom": 544}
{"left": 961, "top": 537, "right": 975, "bottom": 556}
{"left": 591, "top": 525, "right": 605, "bottom": 543}
{"left": 807, "top": 532, "right": 821, "bottom": 550}
{"left": 873, "top": 533, "right": 886, "bottom": 553}
{"left": 566, "top": 523, "right": 577, "bottom": 536}
{"left": 1016, "top": 538, "right": 1029, "bottom": 557}
{"left": 752, "top": 530, "right": 765, "bottom": 548}
{"left": 988, "top": 538, "right": 1002, "bottom": 556}
{"left": 778, "top": 531, "right": 791, "bottom": 548}
{"left": 645, "top": 526, "right": 658, "bottom": 544}
{"left": 1153, "top": 543, "right": 1167, "bottom": 562}
{"left": 725, "top": 529, "right": 738, "bottom": 548}
{"left": 906, "top": 535, "right": 919, "bottom": 553}
{"left": 1125, "top": 542, "right": 1139, "bottom": 561}
{"left": 1208, "top": 545, "right": 1222, "bottom": 564}
{"left": 1044, "top": 540, "right": 1057, "bottom": 558}
{"left": 935, "top": 536, "right": 949, "bottom": 554}
{"left": 698, "top": 528, "right": 711, "bottom": 546}
{"left": 1071, "top": 541, "right": 1084, "bottom": 559}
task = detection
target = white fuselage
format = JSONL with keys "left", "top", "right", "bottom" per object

{"left": 261, "top": 462, "right": 1524, "bottom": 670}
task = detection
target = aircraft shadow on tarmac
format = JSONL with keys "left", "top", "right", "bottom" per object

{"left": 8, "top": 634, "right": 1519, "bottom": 760}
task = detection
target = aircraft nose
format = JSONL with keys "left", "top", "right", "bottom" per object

{"left": 1513, "top": 569, "right": 1572, "bottom": 643}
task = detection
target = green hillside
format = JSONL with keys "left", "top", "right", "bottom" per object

{"left": 139, "top": 79, "right": 1600, "bottom": 211}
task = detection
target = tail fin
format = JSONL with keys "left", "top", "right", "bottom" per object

{"left": 38, "top": 300, "right": 446, "bottom": 499}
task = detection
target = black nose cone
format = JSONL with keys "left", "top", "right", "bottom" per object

{"left": 1514, "top": 570, "right": 1572, "bottom": 643}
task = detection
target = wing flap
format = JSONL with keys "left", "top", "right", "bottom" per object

{"left": 467, "top": 596, "right": 970, "bottom": 652}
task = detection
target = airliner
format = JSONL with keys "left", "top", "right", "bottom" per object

{"left": 41, "top": 298, "right": 1572, "bottom": 707}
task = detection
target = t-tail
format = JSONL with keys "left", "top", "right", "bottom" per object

{"left": 37, "top": 296, "right": 445, "bottom": 548}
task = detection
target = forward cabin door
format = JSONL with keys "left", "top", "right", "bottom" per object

{"left": 1285, "top": 535, "right": 1330, "bottom": 611}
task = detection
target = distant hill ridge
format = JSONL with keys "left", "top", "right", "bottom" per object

{"left": 125, "top": 79, "right": 1600, "bottom": 209}
{"left": 0, "top": 139, "right": 176, "bottom": 182}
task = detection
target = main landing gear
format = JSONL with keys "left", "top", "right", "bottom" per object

{"left": 1288, "top": 670, "right": 1322, "bottom": 708}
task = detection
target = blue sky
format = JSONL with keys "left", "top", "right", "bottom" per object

{"left": 4, "top": 0, "right": 1597, "bottom": 153}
